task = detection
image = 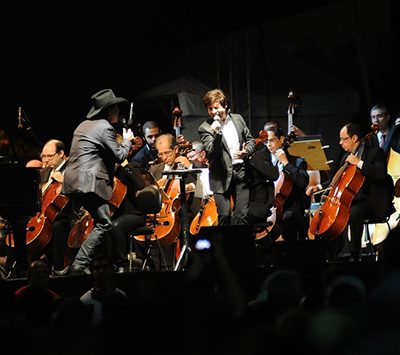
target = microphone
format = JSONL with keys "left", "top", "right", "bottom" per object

{"left": 17, "top": 107, "right": 23, "bottom": 129}
{"left": 127, "top": 102, "right": 134, "bottom": 127}
{"left": 213, "top": 112, "right": 222, "bottom": 134}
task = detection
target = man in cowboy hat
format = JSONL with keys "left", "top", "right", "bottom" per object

{"left": 62, "top": 89, "right": 135, "bottom": 275}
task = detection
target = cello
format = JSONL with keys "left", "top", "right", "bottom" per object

{"left": 134, "top": 174, "right": 182, "bottom": 247}
{"left": 308, "top": 125, "right": 378, "bottom": 240}
{"left": 7, "top": 160, "right": 69, "bottom": 255}
{"left": 67, "top": 175, "right": 127, "bottom": 248}
{"left": 255, "top": 92, "right": 298, "bottom": 240}
{"left": 189, "top": 195, "right": 218, "bottom": 235}
{"left": 135, "top": 112, "right": 193, "bottom": 247}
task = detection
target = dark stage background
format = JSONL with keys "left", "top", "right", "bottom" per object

{"left": 2, "top": 0, "right": 400, "bottom": 166}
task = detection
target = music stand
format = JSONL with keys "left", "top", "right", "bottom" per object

{"left": 287, "top": 138, "right": 331, "bottom": 171}
{"left": 162, "top": 168, "right": 202, "bottom": 271}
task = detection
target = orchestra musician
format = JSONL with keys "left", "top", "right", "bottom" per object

{"left": 145, "top": 133, "right": 196, "bottom": 271}
{"left": 110, "top": 156, "right": 147, "bottom": 273}
{"left": 247, "top": 130, "right": 279, "bottom": 225}
{"left": 368, "top": 103, "right": 400, "bottom": 153}
{"left": 4, "top": 139, "right": 77, "bottom": 277}
{"left": 199, "top": 88, "right": 256, "bottom": 226}
{"left": 130, "top": 120, "right": 161, "bottom": 170}
{"left": 38, "top": 139, "right": 78, "bottom": 275}
{"left": 62, "top": 89, "right": 134, "bottom": 275}
{"left": 318, "top": 123, "right": 395, "bottom": 262}
{"left": 130, "top": 119, "right": 190, "bottom": 170}
{"left": 263, "top": 126, "right": 309, "bottom": 240}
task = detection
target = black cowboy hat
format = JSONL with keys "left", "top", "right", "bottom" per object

{"left": 87, "top": 89, "right": 128, "bottom": 118}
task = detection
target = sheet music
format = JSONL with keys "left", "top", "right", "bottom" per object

{"left": 194, "top": 168, "right": 213, "bottom": 198}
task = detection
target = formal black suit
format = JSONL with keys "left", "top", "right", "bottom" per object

{"left": 247, "top": 142, "right": 279, "bottom": 223}
{"left": 369, "top": 123, "right": 400, "bottom": 154}
{"left": 337, "top": 144, "right": 395, "bottom": 258}
{"left": 130, "top": 144, "right": 158, "bottom": 170}
{"left": 199, "top": 113, "right": 256, "bottom": 225}
{"left": 277, "top": 152, "right": 310, "bottom": 240}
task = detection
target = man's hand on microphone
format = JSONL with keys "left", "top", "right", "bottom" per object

{"left": 211, "top": 120, "right": 221, "bottom": 134}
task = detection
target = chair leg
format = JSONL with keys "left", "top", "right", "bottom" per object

{"left": 364, "top": 223, "right": 377, "bottom": 261}
{"left": 128, "top": 235, "right": 134, "bottom": 272}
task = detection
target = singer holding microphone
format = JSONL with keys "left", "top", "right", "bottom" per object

{"left": 198, "top": 89, "right": 256, "bottom": 226}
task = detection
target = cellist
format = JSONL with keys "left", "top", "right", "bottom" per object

{"left": 263, "top": 126, "right": 309, "bottom": 241}
{"left": 314, "top": 123, "right": 395, "bottom": 262}
{"left": 5, "top": 139, "right": 76, "bottom": 277}
{"left": 145, "top": 133, "right": 197, "bottom": 271}
{"left": 38, "top": 139, "right": 77, "bottom": 275}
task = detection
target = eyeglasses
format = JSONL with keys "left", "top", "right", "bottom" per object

{"left": 266, "top": 138, "right": 278, "bottom": 143}
{"left": 40, "top": 152, "right": 58, "bottom": 160}
{"left": 339, "top": 136, "right": 351, "bottom": 142}
{"left": 157, "top": 150, "right": 173, "bottom": 158}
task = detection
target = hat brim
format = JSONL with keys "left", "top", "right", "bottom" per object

{"left": 86, "top": 97, "right": 128, "bottom": 118}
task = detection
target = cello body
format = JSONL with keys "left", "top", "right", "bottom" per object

{"left": 255, "top": 170, "right": 293, "bottom": 240}
{"left": 67, "top": 176, "right": 127, "bottom": 248}
{"left": 7, "top": 180, "right": 69, "bottom": 255}
{"left": 134, "top": 176, "right": 182, "bottom": 247}
{"left": 189, "top": 195, "right": 218, "bottom": 235}
{"left": 308, "top": 164, "right": 365, "bottom": 240}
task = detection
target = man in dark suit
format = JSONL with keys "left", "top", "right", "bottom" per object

{"left": 334, "top": 123, "right": 394, "bottom": 261}
{"left": 130, "top": 120, "right": 160, "bottom": 170}
{"left": 198, "top": 89, "right": 256, "bottom": 226}
{"left": 62, "top": 89, "right": 134, "bottom": 274}
{"left": 263, "top": 126, "right": 310, "bottom": 241}
{"left": 145, "top": 133, "right": 196, "bottom": 270}
{"left": 369, "top": 103, "right": 400, "bottom": 154}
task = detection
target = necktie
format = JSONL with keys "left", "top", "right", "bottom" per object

{"left": 380, "top": 134, "right": 386, "bottom": 148}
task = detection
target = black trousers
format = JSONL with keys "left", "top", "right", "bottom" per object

{"left": 70, "top": 193, "right": 111, "bottom": 270}
{"left": 214, "top": 166, "right": 250, "bottom": 226}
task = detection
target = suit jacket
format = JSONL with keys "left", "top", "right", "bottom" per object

{"left": 369, "top": 124, "right": 400, "bottom": 154}
{"left": 113, "top": 161, "right": 146, "bottom": 216}
{"left": 62, "top": 119, "right": 131, "bottom": 202}
{"left": 198, "top": 113, "right": 256, "bottom": 194}
{"left": 247, "top": 143, "right": 279, "bottom": 221}
{"left": 282, "top": 153, "right": 310, "bottom": 215}
{"left": 131, "top": 144, "right": 158, "bottom": 170}
{"left": 344, "top": 145, "right": 395, "bottom": 219}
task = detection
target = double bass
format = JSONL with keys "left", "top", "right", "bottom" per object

{"left": 308, "top": 125, "right": 378, "bottom": 240}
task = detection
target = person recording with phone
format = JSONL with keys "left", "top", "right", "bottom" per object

{"left": 198, "top": 89, "right": 256, "bottom": 226}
